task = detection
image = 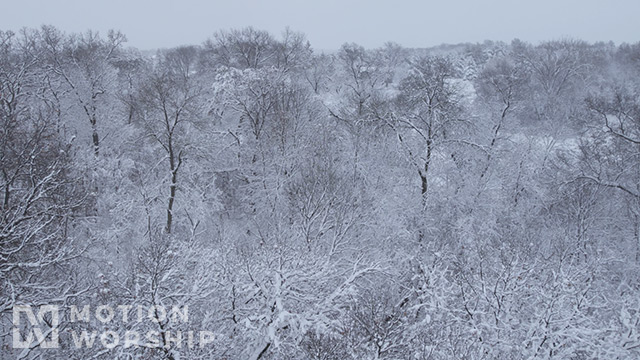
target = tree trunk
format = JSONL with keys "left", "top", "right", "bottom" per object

{"left": 166, "top": 143, "right": 182, "bottom": 234}
{"left": 92, "top": 129, "right": 100, "bottom": 156}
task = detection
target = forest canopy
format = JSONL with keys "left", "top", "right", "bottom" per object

{"left": 1, "top": 26, "right": 640, "bottom": 359}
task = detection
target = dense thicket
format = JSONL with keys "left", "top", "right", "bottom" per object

{"left": 1, "top": 27, "right": 640, "bottom": 359}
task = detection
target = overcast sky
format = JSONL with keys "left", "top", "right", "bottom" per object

{"left": 3, "top": 0, "right": 639, "bottom": 50}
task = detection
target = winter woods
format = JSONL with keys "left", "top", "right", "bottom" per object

{"left": 1, "top": 27, "right": 640, "bottom": 359}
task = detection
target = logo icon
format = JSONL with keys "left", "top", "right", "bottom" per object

{"left": 12, "top": 305, "right": 59, "bottom": 349}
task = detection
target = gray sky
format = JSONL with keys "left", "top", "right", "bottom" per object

{"left": 3, "top": 0, "right": 639, "bottom": 50}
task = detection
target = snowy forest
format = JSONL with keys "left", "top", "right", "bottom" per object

{"left": 1, "top": 26, "right": 640, "bottom": 359}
